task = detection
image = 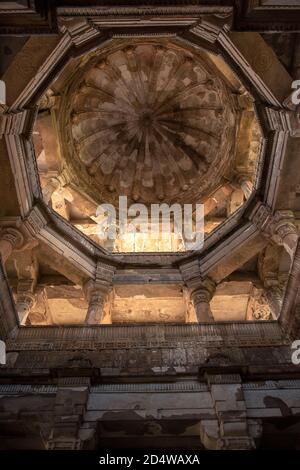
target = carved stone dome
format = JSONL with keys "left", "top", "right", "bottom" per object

{"left": 59, "top": 41, "right": 237, "bottom": 206}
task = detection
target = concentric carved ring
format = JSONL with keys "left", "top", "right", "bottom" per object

{"left": 59, "top": 42, "right": 237, "bottom": 206}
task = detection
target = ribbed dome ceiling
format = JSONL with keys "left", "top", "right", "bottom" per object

{"left": 60, "top": 42, "right": 237, "bottom": 206}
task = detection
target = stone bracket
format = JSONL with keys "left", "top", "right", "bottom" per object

{"left": 200, "top": 374, "right": 262, "bottom": 450}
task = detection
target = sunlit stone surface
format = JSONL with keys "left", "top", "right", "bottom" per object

{"left": 34, "top": 40, "right": 261, "bottom": 253}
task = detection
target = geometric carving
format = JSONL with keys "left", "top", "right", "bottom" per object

{"left": 247, "top": 288, "right": 272, "bottom": 321}
{"left": 190, "top": 277, "right": 216, "bottom": 322}
{"left": 59, "top": 41, "right": 237, "bottom": 207}
{"left": 83, "top": 261, "right": 115, "bottom": 324}
{"left": 0, "top": 227, "right": 24, "bottom": 264}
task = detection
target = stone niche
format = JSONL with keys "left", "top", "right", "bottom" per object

{"left": 112, "top": 284, "right": 186, "bottom": 323}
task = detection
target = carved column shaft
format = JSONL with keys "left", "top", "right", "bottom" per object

{"left": 84, "top": 262, "right": 115, "bottom": 325}
{"left": 16, "top": 293, "right": 35, "bottom": 324}
{"left": 239, "top": 177, "right": 253, "bottom": 200}
{"left": 179, "top": 261, "right": 216, "bottom": 323}
{"left": 13, "top": 249, "right": 39, "bottom": 324}
{"left": 232, "top": 174, "right": 253, "bottom": 201}
{"left": 84, "top": 282, "right": 107, "bottom": 324}
{"left": 265, "top": 285, "right": 283, "bottom": 320}
{"left": 42, "top": 177, "right": 60, "bottom": 204}
{"left": 274, "top": 217, "right": 298, "bottom": 259}
{"left": 190, "top": 278, "right": 216, "bottom": 323}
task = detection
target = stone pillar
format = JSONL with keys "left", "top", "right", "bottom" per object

{"left": 51, "top": 187, "right": 71, "bottom": 220}
{"left": 190, "top": 278, "right": 216, "bottom": 322}
{"left": 200, "top": 374, "right": 262, "bottom": 450}
{"left": 273, "top": 211, "right": 298, "bottom": 260}
{"left": 228, "top": 175, "right": 253, "bottom": 215}
{"left": 84, "top": 281, "right": 108, "bottom": 324}
{"left": 228, "top": 187, "right": 244, "bottom": 215}
{"left": 250, "top": 203, "right": 298, "bottom": 260}
{"left": 265, "top": 285, "right": 284, "bottom": 320}
{"left": 236, "top": 174, "right": 253, "bottom": 200}
{"left": 46, "top": 385, "right": 95, "bottom": 450}
{"left": 83, "top": 262, "right": 115, "bottom": 325}
{"left": 42, "top": 177, "right": 60, "bottom": 205}
{"left": 0, "top": 227, "right": 24, "bottom": 264}
{"left": 179, "top": 260, "right": 216, "bottom": 323}
{"left": 15, "top": 279, "right": 36, "bottom": 325}
{"left": 13, "top": 249, "right": 38, "bottom": 324}
{"left": 42, "top": 170, "right": 71, "bottom": 211}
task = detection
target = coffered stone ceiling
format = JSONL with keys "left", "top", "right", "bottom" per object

{"left": 33, "top": 38, "right": 261, "bottom": 252}
{"left": 62, "top": 41, "right": 237, "bottom": 206}
{"left": 0, "top": 10, "right": 298, "bottom": 330}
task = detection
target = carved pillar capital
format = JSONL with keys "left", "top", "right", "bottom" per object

{"left": 234, "top": 173, "right": 253, "bottom": 200}
{"left": 180, "top": 262, "right": 216, "bottom": 322}
{"left": 272, "top": 210, "right": 298, "bottom": 259}
{"left": 250, "top": 203, "right": 298, "bottom": 259}
{"left": 83, "top": 262, "right": 115, "bottom": 325}
{"left": 16, "top": 292, "right": 35, "bottom": 325}
{"left": 0, "top": 227, "right": 24, "bottom": 264}
{"left": 16, "top": 278, "right": 36, "bottom": 325}
{"left": 83, "top": 280, "right": 108, "bottom": 324}
{"left": 42, "top": 177, "right": 61, "bottom": 204}
{"left": 190, "top": 278, "right": 216, "bottom": 323}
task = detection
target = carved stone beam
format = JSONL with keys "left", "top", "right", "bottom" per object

{"left": 250, "top": 203, "right": 298, "bottom": 260}
{"left": 0, "top": 227, "right": 24, "bottom": 264}
{"left": 267, "top": 106, "right": 300, "bottom": 137}
{"left": 83, "top": 262, "right": 115, "bottom": 325}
